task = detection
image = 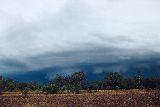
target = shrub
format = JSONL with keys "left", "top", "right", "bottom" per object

{"left": 22, "top": 87, "right": 30, "bottom": 98}
{"left": 43, "top": 84, "right": 59, "bottom": 94}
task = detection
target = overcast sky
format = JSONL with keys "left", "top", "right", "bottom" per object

{"left": 0, "top": 0, "right": 160, "bottom": 74}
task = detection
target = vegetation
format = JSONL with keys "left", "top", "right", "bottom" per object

{"left": 0, "top": 71, "right": 160, "bottom": 94}
{"left": 0, "top": 71, "right": 160, "bottom": 106}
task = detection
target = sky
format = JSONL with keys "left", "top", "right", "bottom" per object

{"left": 0, "top": 0, "right": 160, "bottom": 81}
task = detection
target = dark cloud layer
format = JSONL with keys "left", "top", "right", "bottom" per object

{"left": 0, "top": 0, "right": 160, "bottom": 81}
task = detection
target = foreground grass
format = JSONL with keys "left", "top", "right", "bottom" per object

{"left": 0, "top": 89, "right": 160, "bottom": 107}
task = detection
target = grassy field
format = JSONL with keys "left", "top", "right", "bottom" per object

{"left": 0, "top": 90, "right": 160, "bottom": 107}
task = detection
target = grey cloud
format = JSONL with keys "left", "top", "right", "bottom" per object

{"left": 0, "top": 0, "right": 160, "bottom": 74}
{"left": 0, "top": 58, "right": 29, "bottom": 73}
{"left": 90, "top": 33, "right": 136, "bottom": 43}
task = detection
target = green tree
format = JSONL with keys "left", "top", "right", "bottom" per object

{"left": 53, "top": 75, "right": 67, "bottom": 87}
{"left": 70, "top": 71, "right": 85, "bottom": 93}
{"left": 70, "top": 71, "right": 85, "bottom": 85}
{"left": 105, "top": 72, "right": 124, "bottom": 89}
{"left": 43, "top": 84, "right": 59, "bottom": 94}
{"left": 4, "top": 78, "right": 17, "bottom": 91}
{"left": 88, "top": 81, "right": 104, "bottom": 91}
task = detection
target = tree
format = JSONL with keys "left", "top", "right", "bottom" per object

{"left": 43, "top": 84, "right": 59, "bottom": 94}
{"left": 70, "top": 71, "right": 85, "bottom": 85}
{"left": 69, "top": 71, "right": 85, "bottom": 93}
{"left": 28, "top": 81, "right": 42, "bottom": 91}
{"left": 105, "top": 72, "right": 124, "bottom": 89}
{"left": 88, "top": 81, "right": 104, "bottom": 91}
{"left": 0, "top": 76, "right": 3, "bottom": 94}
{"left": 4, "top": 78, "right": 17, "bottom": 91}
{"left": 142, "top": 77, "right": 160, "bottom": 89}
{"left": 53, "top": 75, "right": 67, "bottom": 87}
{"left": 134, "top": 68, "right": 143, "bottom": 89}
{"left": 122, "top": 78, "right": 135, "bottom": 89}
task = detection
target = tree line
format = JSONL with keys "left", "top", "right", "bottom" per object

{"left": 0, "top": 71, "right": 160, "bottom": 94}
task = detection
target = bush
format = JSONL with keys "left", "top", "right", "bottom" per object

{"left": 22, "top": 87, "right": 30, "bottom": 97}
{"left": 43, "top": 84, "right": 59, "bottom": 94}
{"left": 122, "top": 78, "right": 135, "bottom": 89}
{"left": 142, "top": 77, "right": 160, "bottom": 89}
{"left": 70, "top": 84, "right": 81, "bottom": 94}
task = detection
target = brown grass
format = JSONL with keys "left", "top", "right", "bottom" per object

{"left": 0, "top": 89, "right": 160, "bottom": 107}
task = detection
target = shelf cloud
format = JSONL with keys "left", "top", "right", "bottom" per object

{"left": 0, "top": 0, "right": 160, "bottom": 76}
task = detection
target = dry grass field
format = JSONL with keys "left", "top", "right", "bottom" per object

{"left": 0, "top": 90, "right": 160, "bottom": 107}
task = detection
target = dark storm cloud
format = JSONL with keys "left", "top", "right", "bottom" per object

{"left": 0, "top": 0, "right": 160, "bottom": 75}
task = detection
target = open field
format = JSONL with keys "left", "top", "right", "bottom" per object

{"left": 0, "top": 90, "right": 160, "bottom": 107}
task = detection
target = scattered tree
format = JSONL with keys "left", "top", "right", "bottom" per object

{"left": 0, "top": 69, "right": 160, "bottom": 94}
{"left": 105, "top": 72, "right": 124, "bottom": 89}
